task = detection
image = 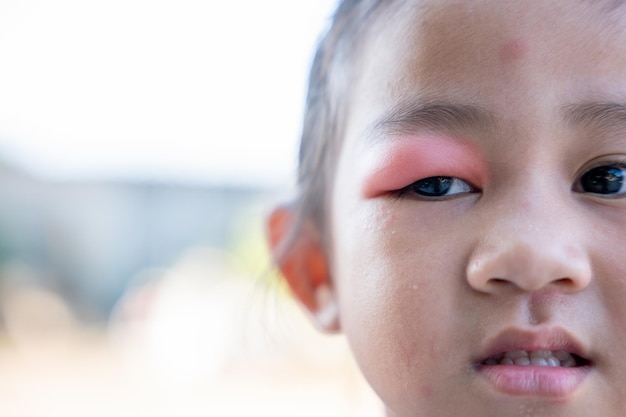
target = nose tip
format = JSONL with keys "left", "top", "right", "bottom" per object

{"left": 467, "top": 239, "right": 592, "bottom": 294}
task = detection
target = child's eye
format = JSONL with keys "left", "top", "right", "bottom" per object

{"left": 578, "top": 164, "right": 626, "bottom": 196}
{"left": 396, "top": 176, "right": 476, "bottom": 199}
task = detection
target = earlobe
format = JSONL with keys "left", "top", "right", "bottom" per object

{"left": 312, "top": 282, "right": 340, "bottom": 332}
{"left": 267, "top": 205, "right": 340, "bottom": 332}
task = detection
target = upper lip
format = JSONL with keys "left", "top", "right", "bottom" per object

{"left": 475, "top": 327, "right": 591, "bottom": 365}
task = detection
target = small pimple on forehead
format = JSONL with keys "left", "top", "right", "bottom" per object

{"left": 499, "top": 39, "right": 528, "bottom": 64}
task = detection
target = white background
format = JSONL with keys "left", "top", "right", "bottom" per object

{"left": 0, "top": 0, "right": 337, "bottom": 186}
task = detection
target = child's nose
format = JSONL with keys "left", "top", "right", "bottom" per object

{"left": 465, "top": 197, "right": 592, "bottom": 295}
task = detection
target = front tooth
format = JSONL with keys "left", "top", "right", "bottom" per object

{"left": 506, "top": 350, "right": 529, "bottom": 359}
{"left": 513, "top": 357, "right": 531, "bottom": 366}
{"left": 530, "top": 357, "right": 549, "bottom": 366}
{"left": 501, "top": 357, "right": 515, "bottom": 365}
{"left": 530, "top": 350, "right": 552, "bottom": 359}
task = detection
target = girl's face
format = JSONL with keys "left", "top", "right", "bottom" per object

{"left": 330, "top": 0, "right": 626, "bottom": 415}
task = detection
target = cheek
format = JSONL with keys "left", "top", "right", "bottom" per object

{"left": 333, "top": 200, "right": 444, "bottom": 313}
{"left": 361, "top": 136, "right": 487, "bottom": 198}
{"left": 332, "top": 202, "right": 463, "bottom": 401}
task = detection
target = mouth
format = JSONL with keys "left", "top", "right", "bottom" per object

{"left": 481, "top": 349, "right": 590, "bottom": 368}
{"left": 475, "top": 328, "right": 592, "bottom": 397}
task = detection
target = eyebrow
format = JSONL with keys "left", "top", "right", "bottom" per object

{"left": 563, "top": 102, "right": 626, "bottom": 133}
{"left": 369, "top": 99, "right": 626, "bottom": 143}
{"left": 370, "top": 99, "right": 495, "bottom": 141}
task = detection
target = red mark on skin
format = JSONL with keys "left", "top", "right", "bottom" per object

{"left": 361, "top": 136, "right": 487, "bottom": 198}
{"left": 499, "top": 39, "right": 528, "bottom": 64}
{"left": 420, "top": 385, "right": 434, "bottom": 399}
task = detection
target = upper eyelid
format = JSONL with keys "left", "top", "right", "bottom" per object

{"left": 584, "top": 159, "right": 626, "bottom": 169}
{"left": 574, "top": 158, "right": 626, "bottom": 179}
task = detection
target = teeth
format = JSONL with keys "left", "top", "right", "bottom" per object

{"left": 532, "top": 350, "right": 552, "bottom": 358}
{"left": 514, "top": 357, "right": 531, "bottom": 365}
{"left": 483, "top": 350, "right": 578, "bottom": 367}
{"left": 530, "top": 357, "right": 548, "bottom": 366}
{"left": 508, "top": 350, "right": 528, "bottom": 359}
{"left": 546, "top": 357, "right": 560, "bottom": 367}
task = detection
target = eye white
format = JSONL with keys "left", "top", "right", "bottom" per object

{"left": 406, "top": 176, "right": 475, "bottom": 198}
{"left": 446, "top": 178, "right": 473, "bottom": 195}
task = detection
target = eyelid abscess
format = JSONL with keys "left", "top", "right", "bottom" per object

{"left": 360, "top": 135, "right": 486, "bottom": 199}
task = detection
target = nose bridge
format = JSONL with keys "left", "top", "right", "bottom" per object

{"left": 467, "top": 184, "right": 591, "bottom": 294}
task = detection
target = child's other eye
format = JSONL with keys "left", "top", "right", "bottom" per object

{"left": 396, "top": 176, "right": 476, "bottom": 199}
{"left": 578, "top": 164, "right": 626, "bottom": 196}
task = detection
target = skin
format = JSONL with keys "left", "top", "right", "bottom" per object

{"left": 269, "top": 0, "right": 626, "bottom": 415}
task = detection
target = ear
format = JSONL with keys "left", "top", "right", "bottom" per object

{"left": 267, "top": 205, "right": 340, "bottom": 332}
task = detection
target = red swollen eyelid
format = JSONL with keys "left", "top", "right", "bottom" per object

{"left": 361, "top": 136, "right": 487, "bottom": 198}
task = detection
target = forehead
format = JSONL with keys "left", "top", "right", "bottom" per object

{"left": 345, "top": 0, "right": 626, "bottom": 142}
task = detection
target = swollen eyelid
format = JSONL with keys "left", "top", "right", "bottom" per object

{"left": 361, "top": 136, "right": 486, "bottom": 198}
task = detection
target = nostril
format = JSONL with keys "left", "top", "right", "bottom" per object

{"left": 476, "top": 277, "right": 516, "bottom": 292}
{"left": 487, "top": 278, "right": 511, "bottom": 286}
{"left": 553, "top": 277, "right": 582, "bottom": 289}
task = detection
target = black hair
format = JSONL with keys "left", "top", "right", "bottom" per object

{"left": 295, "top": 0, "right": 390, "bottom": 232}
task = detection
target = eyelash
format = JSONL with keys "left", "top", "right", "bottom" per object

{"left": 393, "top": 176, "right": 478, "bottom": 200}
{"left": 393, "top": 161, "right": 626, "bottom": 200}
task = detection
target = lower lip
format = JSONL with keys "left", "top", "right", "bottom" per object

{"left": 477, "top": 365, "right": 589, "bottom": 397}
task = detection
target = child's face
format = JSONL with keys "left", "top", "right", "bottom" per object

{"left": 329, "top": 0, "right": 626, "bottom": 416}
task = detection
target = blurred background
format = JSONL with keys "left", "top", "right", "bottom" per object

{"left": 0, "top": 1, "right": 381, "bottom": 416}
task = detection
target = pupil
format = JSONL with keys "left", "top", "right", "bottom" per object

{"left": 413, "top": 176, "right": 452, "bottom": 196}
{"left": 580, "top": 166, "right": 624, "bottom": 194}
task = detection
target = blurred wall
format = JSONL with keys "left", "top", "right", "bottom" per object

{"left": 0, "top": 162, "right": 272, "bottom": 321}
